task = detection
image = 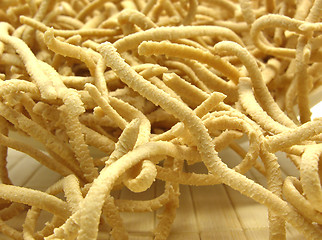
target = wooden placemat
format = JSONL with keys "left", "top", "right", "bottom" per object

{"left": 1, "top": 146, "right": 304, "bottom": 240}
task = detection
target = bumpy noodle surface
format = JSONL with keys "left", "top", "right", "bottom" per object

{"left": 0, "top": 0, "right": 321, "bottom": 239}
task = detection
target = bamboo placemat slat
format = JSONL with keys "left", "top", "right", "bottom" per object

{"left": 167, "top": 232, "right": 200, "bottom": 240}
{"left": 200, "top": 230, "right": 247, "bottom": 240}
{"left": 8, "top": 150, "right": 41, "bottom": 187}
{"left": 166, "top": 184, "right": 199, "bottom": 233}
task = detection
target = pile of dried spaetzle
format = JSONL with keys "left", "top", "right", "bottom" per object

{"left": 0, "top": 0, "right": 322, "bottom": 239}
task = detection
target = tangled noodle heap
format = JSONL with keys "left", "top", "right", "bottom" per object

{"left": 0, "top": 0, "right": 321, "bottom": 239}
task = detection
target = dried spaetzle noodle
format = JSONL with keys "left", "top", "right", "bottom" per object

{"left": 0, "top": 0, "right": 321, "bottom": 240}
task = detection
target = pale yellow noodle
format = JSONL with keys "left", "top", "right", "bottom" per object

{"left": 0, "top": 1, "right": 322, "bottom": 240}
{"left": 138, "top": 41, "right": 240, "bottom": 83}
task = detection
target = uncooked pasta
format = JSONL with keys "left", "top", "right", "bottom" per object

{"left": 0, "top": 0, "right": 321, "bottom": 239}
